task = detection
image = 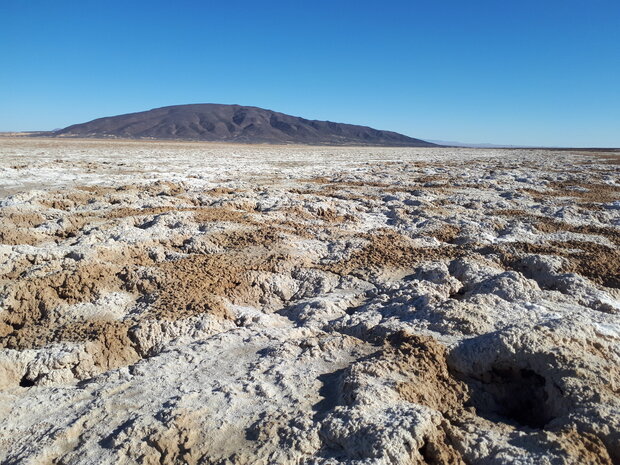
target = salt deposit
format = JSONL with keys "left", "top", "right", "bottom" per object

{"left": 0, "top": 138, "right": 618, "bottom": 464}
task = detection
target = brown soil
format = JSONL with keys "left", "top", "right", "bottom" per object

{"left": 105, "top": 206, "right": 186, "bottom": 219}
{"left": 74, "top": 185, "right": 119, "bottom": 194}
{"left": 38, "top": 194, "right": 93, "bottom": 210}
{"left": 192, "top": 207, "right": 255, "bottom": 224}
{"left": 378, "top": 332, "right": 469, "bottom": 464}
{"left": 129, "top": 249, "right": 303, "bottom": 321}
{"left": 209, "top": 227, "right": 284, "bottom": 250}
{"left": 61, "top": 320, "right": 139, "bottom": 370}
{"left": 487, "top": 210, "right": 620, "bottom": 288}
{"left": 0, "top": 211, "right": 48, "bottom": 245}
{"left": 302, "top": 177, "right": 456, "bottom": 196}
{"left": 427, "top": 225, "right": 461, "bottom": 244}
{"left": 523, "top": 181, "right": 620, "bottom": 204}
{"left": 493, "top": 209, "right": 620, "bottom": 246}
{"left": 0, "top": 227, "right": 45, "bottom": 246}
{"left": 1, "top": 176, "right": 369, "bottom": 366}
{"left": 554, "top": 428, "right": 614, "bottom": 465}
{"left": 37, "top": 182, "right": 188, "bottom": 211}
{"left": 418, "top": 421, "right": 466, "bottom": 465}
{"left": 0, "top": 241, "right": 306, "bottom": 375}
{"left": 389, "top": 332, "right": 469, "bottom": 416}
{"left": 0, "top": 256, "right": 139, "bottom": 371}
{"left": 535, "top": 222, "right": 620, "bottom": 246}
{"left": 0, "top": 262, "right": 124, "bottom": 345}
{"left": 0, "top": 211, "right": 45, "bottom": 228}
{"left": 282, "top": 206, "right": 355, "bottom": 224}
{"left": 385, "top": 332, "right": 614, "bottom": 465}
{"left": 207, "top": 187, "right": 237, "bottom": 196}
{"left": 104, "top": 205, "right": 256, "bottom": 225}
{"left": 483, "top": 241, "right": 620, "bottom": 289}
{"left": 326, "top": 231, "right": 460, "bottom": 278}
{"left": 557, "top": 241, "right": 620, "bottom": 289}
{"left": 0, "top": 264, "right": 128, "bottom": 370}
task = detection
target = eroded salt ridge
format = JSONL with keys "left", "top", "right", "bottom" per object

{"left": 0, "top": 139, "right": 619, "bottom": 464}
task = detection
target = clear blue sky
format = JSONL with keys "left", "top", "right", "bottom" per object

{"left": 1, "top": 0, "right": 619, "bottom": 146}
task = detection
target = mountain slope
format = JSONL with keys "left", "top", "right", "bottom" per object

{"left": 54, "top": 104, "right": 436, "bottom": 146}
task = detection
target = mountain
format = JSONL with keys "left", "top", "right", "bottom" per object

{"left": 53, "top": 104, "right": 436, "bottom": 147}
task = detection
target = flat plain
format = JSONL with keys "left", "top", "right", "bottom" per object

{"left": 0, "top": 138, "right": 619, "bottom": 464}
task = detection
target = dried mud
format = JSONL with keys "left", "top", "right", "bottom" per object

{"left": 0, "top": 140, "right": 618, "bottom": 465}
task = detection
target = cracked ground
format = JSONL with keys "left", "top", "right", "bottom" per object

{"left": 0, "top": 138, "right": 619, "bottom": 464}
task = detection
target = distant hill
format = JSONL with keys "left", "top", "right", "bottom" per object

{"left": 53, "top": 104, "right": 437, "bottom": 147}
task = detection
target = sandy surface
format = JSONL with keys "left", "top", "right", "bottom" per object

{"left": 0, "top": 138, "right": 619, "bottom": 464}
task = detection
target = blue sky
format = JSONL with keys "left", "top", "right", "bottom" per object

{"left": 1, "top": 0, "right": 619, "bottom": 146}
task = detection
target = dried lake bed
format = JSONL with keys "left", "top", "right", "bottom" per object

{"left": 0, "top": 138, "right": 619, "bottom": 464}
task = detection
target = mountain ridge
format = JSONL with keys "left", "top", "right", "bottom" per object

{"left": 53, "top": 104, "right": 437, "bottom": 147}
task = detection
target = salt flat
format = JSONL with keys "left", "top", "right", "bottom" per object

{"left": 0, "top": 138, "right": 619, "bottom": 464}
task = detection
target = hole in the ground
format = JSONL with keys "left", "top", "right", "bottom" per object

{"left": 345, "top": 303, "right": 365, "bottom": 315}
{"left": 419, "top": 439, "right": 433, "bottom": 464}
{"left": 448, "top": 286, "right": 467, "bottom": 301}
{"left": 19, "top": 375, "right": 35, "bottom": 388}
{"left": 312, "top": 368, "right": 346, "bottom": 421}
{"left": 465, "top": 365, "right": 552, "bottom": 429}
